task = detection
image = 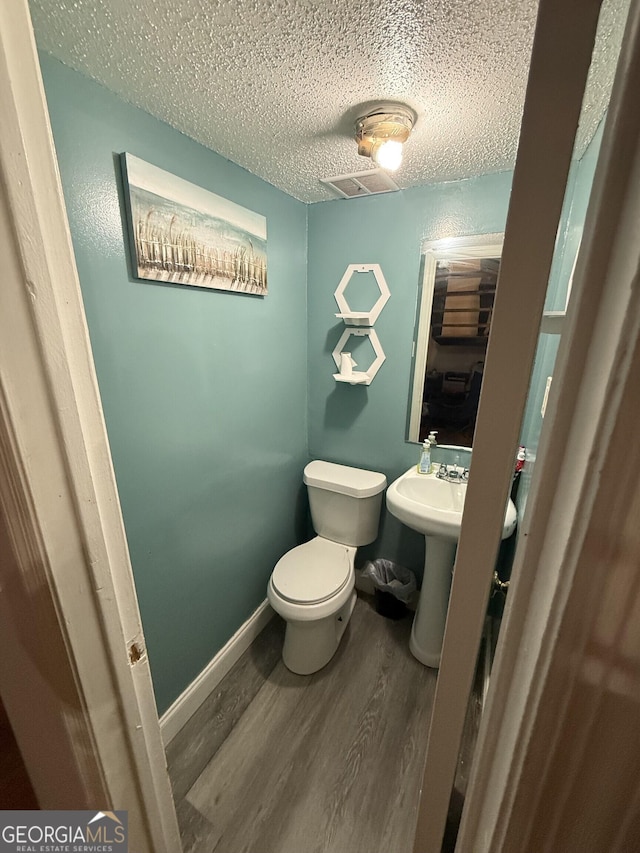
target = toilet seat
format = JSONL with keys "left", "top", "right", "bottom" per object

{"left": 271, "top": 538, "right": 351, "bottom": 605}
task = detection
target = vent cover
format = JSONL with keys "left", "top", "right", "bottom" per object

{"left": 320, "top": 168, "right": 400, "bottom": 199}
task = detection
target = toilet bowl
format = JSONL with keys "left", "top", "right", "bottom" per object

{"left": 268, "top": 537, "right": 357, "bottom": 675}
{"left": 268, "top": 460, "right": 386, "bottom": 675}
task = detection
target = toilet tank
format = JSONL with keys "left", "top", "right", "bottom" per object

{"left": 303, "top": 461, "right": 387, "bottom": 547}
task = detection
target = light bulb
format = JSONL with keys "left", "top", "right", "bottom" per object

{"left": 372, "top": 139, "right": 403, "bottom": 171}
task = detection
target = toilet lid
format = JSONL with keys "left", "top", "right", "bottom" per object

{"left": 272, "top": 538, "right": 352, "bottom": 605}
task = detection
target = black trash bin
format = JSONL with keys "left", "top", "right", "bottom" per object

{"left": 362, "top": 559, "right": 417, "bottom": 620}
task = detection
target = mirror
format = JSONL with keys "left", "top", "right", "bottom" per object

{"left": 407, "top": 233, "right": 504, "bottom": 446}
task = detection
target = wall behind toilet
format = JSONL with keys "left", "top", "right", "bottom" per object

{"left": 307, "top": 174, "right": 513, "bottom": 579}
{"left": 39, "top": 54, "right": 309, "bottom": 715}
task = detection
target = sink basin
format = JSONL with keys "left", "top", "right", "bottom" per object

{"left": 386, "top": 466, "right": 517, "bottom": 668}
{"left": 387, "top": 467, "right": 517, "bottom": 541}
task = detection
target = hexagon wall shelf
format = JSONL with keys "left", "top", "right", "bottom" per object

{"left": 332, "top": 328, "right": 385, "bottom": 385}
{"left": 334, "top": 263, "right": 390, "bottom": 326}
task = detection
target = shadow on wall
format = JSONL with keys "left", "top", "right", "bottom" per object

{"left": 292, "top": 481, "right": 312, "bottom": 545}
{"left": 324, "top": 384, "right": 370, "bottom": 430}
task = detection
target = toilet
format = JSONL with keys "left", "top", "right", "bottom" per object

{"left": 268, "top": 460, "right": 386, "bottom": 675}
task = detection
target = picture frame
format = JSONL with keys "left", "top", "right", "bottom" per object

{"left": 121, "top": 153, "right": 267, "bottom": 295}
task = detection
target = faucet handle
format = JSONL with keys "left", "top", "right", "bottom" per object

{"left": 437, "top": 463, "right": 448, "bottom": 479}
{"left": 462, "top": 468, "right": 469, "bottom": 482}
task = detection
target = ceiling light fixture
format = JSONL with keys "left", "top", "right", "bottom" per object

{"left": 355, "top": 103, "right": 417, "bottom": 172}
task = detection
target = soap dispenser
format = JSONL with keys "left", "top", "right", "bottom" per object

{"left": 418, "top": 439, "right": 431, "bottom": 474}
{"left": 418, "top": 432, "right": 436, "bottom": 474}
{"left": 418, "top": 431, "right": 438, "bottom": 474}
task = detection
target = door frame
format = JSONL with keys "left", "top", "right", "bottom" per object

{"left": 458, "top": 0, "right": 640, "bottom": 846}
{"left": 0, "top": 2, "right": 180, "bottom": 850}
{"left": 413, "top": 0, "right": 627, "bottom": 848}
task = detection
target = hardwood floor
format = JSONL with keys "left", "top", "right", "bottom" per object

{"left": 166, "top": 615, "right": 285, "bottom": 804}
{"left": 167, "top": 596, "right": 437, "bottom": 853}
{"left": 441, "top": 639, "right": 484, "bottom": 852}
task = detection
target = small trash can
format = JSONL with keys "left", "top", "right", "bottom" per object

{"left": 362, "top": 559, "right": 417, "bottom": 620}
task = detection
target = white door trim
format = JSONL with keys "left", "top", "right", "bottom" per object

{"left": 459, "top": 0, "right": 640, "bottom": 847}
{"left": 412, "top": 0, "right": 606, "bottom": 849}
{"left": 0, "top": 2, "right": 180, "bottom": 849}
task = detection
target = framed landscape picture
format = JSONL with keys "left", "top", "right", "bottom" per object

{"left": 122, "top": 153, "right": 267, "bottom": 295}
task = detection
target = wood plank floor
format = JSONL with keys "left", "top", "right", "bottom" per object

{"left": 168, "top": 595, "right": 438, "bottom": 853}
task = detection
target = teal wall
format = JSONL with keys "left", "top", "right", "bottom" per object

{"left": 39, "top": 54, "right": 309, "bottom": 714}
{"left": 307, "top": 174, "right": 513, "bottom": 578}
{"left": 516, "top": 121, "right": 605, "bottom": 519}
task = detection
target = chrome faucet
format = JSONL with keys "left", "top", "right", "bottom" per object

{"left": 436, "top": 463, "right": 470, "bottom": 483}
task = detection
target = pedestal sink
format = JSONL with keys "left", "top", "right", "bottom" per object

{"left": 386, "top": 466, "right": 517, "bottom": 667}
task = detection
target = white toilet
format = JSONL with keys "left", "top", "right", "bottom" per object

{"left": 268, "top": 460, "right": 387, "bottom": 675}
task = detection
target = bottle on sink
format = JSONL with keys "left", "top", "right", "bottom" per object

{"left": 418, "top": 431, "right": 438, "bottom": 474}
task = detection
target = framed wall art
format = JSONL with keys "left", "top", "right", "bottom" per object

{"left": 122, "top": 153, "right": 267, "bottom": 295}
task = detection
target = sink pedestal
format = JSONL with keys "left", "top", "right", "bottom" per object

{"left": 410, "top": 535, "right": 456, "bottom": 667}
{"left": 387, "top": 462, "right": 517, "bottom": 668}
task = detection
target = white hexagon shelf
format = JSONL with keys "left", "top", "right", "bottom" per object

{"left": 334, "top": 263, "right": 390, "bottom": 326}
{"left": 332, "top": 328, "right": 386, "bottom": 386}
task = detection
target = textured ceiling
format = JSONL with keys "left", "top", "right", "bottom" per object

{"left": 30, "top": 0, "right": 627, "bottom": 202}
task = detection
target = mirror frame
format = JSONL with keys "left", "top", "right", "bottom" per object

{"left": 407, "top": 232, "right": 504, "bottom": 443}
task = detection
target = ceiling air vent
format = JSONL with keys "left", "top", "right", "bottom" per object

{"left": 320, "top": 168, "right": 400, "bottom": 199}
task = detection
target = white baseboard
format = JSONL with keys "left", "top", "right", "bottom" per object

{"left": 160, "top": 599, "right": 274, "bottom": 745}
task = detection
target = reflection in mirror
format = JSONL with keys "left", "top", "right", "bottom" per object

{"left": 407, "top": 234, "right": 503, "bottom": 446}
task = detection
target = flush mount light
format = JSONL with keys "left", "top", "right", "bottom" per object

{"left": 355, "top": 103, "right": 417, "bottom": 172}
